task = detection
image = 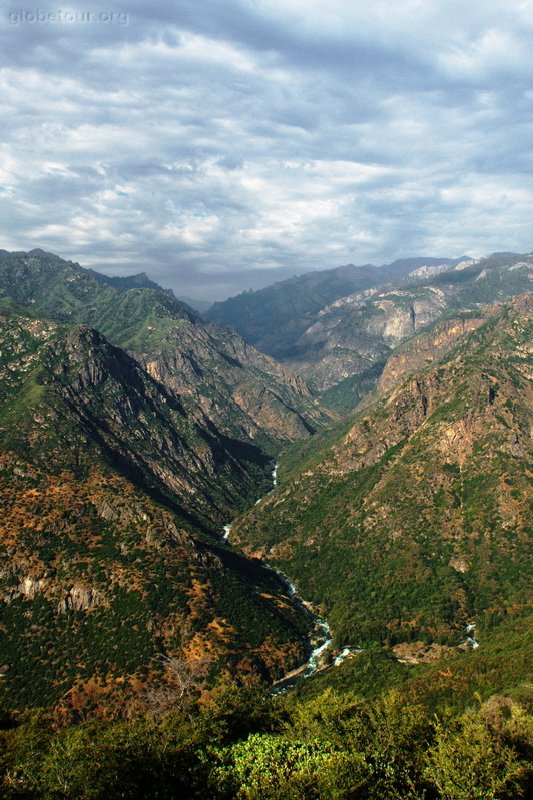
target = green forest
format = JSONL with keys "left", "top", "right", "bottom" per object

{"left": 1, "top": 650, "right": 531, "bottom": 800}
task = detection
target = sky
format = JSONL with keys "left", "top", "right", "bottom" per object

{"left": 1, "top": 1, "right": 533, "bottom": 301}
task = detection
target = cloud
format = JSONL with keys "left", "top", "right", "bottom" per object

{"left": 0, "top": 0, "right": 532, "bottom": 299}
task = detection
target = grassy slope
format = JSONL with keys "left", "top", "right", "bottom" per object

{"left": 0, "top": 249, "right": 196, "bottom": 354}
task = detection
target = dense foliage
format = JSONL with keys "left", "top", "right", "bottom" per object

{"left": 0, "top": 671, "right": 531, "bottom": 800}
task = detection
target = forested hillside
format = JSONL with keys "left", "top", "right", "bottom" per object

{"left": 231, "top": 295, "right": 533, "bottom": 651}
{"left": 0, "top": 303, "right": 313, "bottom": 711}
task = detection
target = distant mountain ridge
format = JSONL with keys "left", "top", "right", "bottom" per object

{"left": 208, "top": 252, "right": 532, "bottom": 408}
{"left": 206, "top": 256, "right": 470, "bottom": 359}
{"left": 85, "top": 266, "right": 179, "bottom": 298}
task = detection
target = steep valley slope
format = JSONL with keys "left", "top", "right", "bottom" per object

{"left": 0, "top": 249, "right": 332, "bottom": 454}
{"left": 230, "top": 294, "right": 533, "bottom": 653}
{"left": 0, "top": 302, "right": 314, "bottom": 712}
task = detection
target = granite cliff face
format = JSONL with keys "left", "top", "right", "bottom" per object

{"left": 206, "top": 257, "right": 466, "bottom": 358}
{"left": 208, "top": 253, "right": 532, "bottom": 406}
{"left": 230, "top": 295, "right": 532, "bottom": 650}
{"left": 0, "top": 305, "right": 313, "bottom": 711}
{"left": 283, "top": 256, "right": 532, "bottom": 396}
{"left": 284, "top": 285, "right": 449, "bottom": 392}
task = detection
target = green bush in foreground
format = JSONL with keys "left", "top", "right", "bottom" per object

{"left": 210, "top": 733, "right": 368, "bottom": 800}
{"left": 0, "top": 683, "right": 531, "bottom": 800}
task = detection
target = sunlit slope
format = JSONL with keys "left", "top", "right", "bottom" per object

{"left": 231, "top": 295, "right": 533, "bottom": 648}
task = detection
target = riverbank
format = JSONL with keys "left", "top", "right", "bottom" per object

{"left": 220, "top": 461, "right": 480, "bottom": 695}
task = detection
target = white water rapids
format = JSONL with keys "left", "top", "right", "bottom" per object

{"left": 269, "top": 566, "right": 335, "bottom": 692}
{"left": 465, "top": 623, "right": 479, "bottom": 649}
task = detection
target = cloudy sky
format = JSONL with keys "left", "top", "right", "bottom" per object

{"left": 1, "top": 1, "right": 532, "bottom": 300}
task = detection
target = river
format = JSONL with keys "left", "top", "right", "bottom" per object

{"left": 221, "top": 461, "right": 479, "bottom": 693}
{"left": 465, "top": 623, "right": 479, "bottom": 649}
{"left": 221, "top": 461, "right": 359, "bottom": 693}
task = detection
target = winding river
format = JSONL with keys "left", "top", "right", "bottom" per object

{"left": 221, "top": 461, "right": 479, "bottom": 693}
{"left": 221, "top": 462, "right": 358, "bottom": 693}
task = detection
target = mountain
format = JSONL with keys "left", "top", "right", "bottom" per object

{"left": 85, "top": 267, "right": 176, "bottom": 297}
{"left": 178, "top": 295, "right": 213, "bottom": 314}
{"left": 289, "top": 254, "right": 532, "bottom": 396}
{"left": 207, "top": 253, "right": 532, "bottom": 409}
{"left": 206, "top": 257, "right": 468, "bottom": 360}
{"left": 0, "top": 249, "right": 332, "bottom": 453}
{"left": 0, "top": 250, "right": 341, "bottom": 713}
{"left": 0, "top": 249, "right": 199, "bottom": 348}
{"left": 230, "top": 295, "right": 532, "bottom": 654}
{"left": 0, "top": 303, "right": 272, "bottom": 531}
{"left": 0, "top": 302, "right": 313, "bottom": 711}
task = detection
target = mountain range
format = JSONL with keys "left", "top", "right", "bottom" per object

{"left": 207, "top": 252, "right": 532, "bottom": 411}
{"left": 0, "top": 246, "right": 531, "bottom": 725}
{"left": 206, "top": 257, "right": 468, "bottom": 359}
{"left": 0, "top": 249, "right": 332, "bottom": 455}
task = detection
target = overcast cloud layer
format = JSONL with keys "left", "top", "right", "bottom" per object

{"left": 1, "top": 1, "right": 532, "bottom": 299}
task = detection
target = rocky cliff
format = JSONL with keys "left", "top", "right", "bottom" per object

{"left": 0, "top": 305, "right": 313, "bottom": 711}
{"left": 206, "top": 257, "right": 466, "bottom": 358}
